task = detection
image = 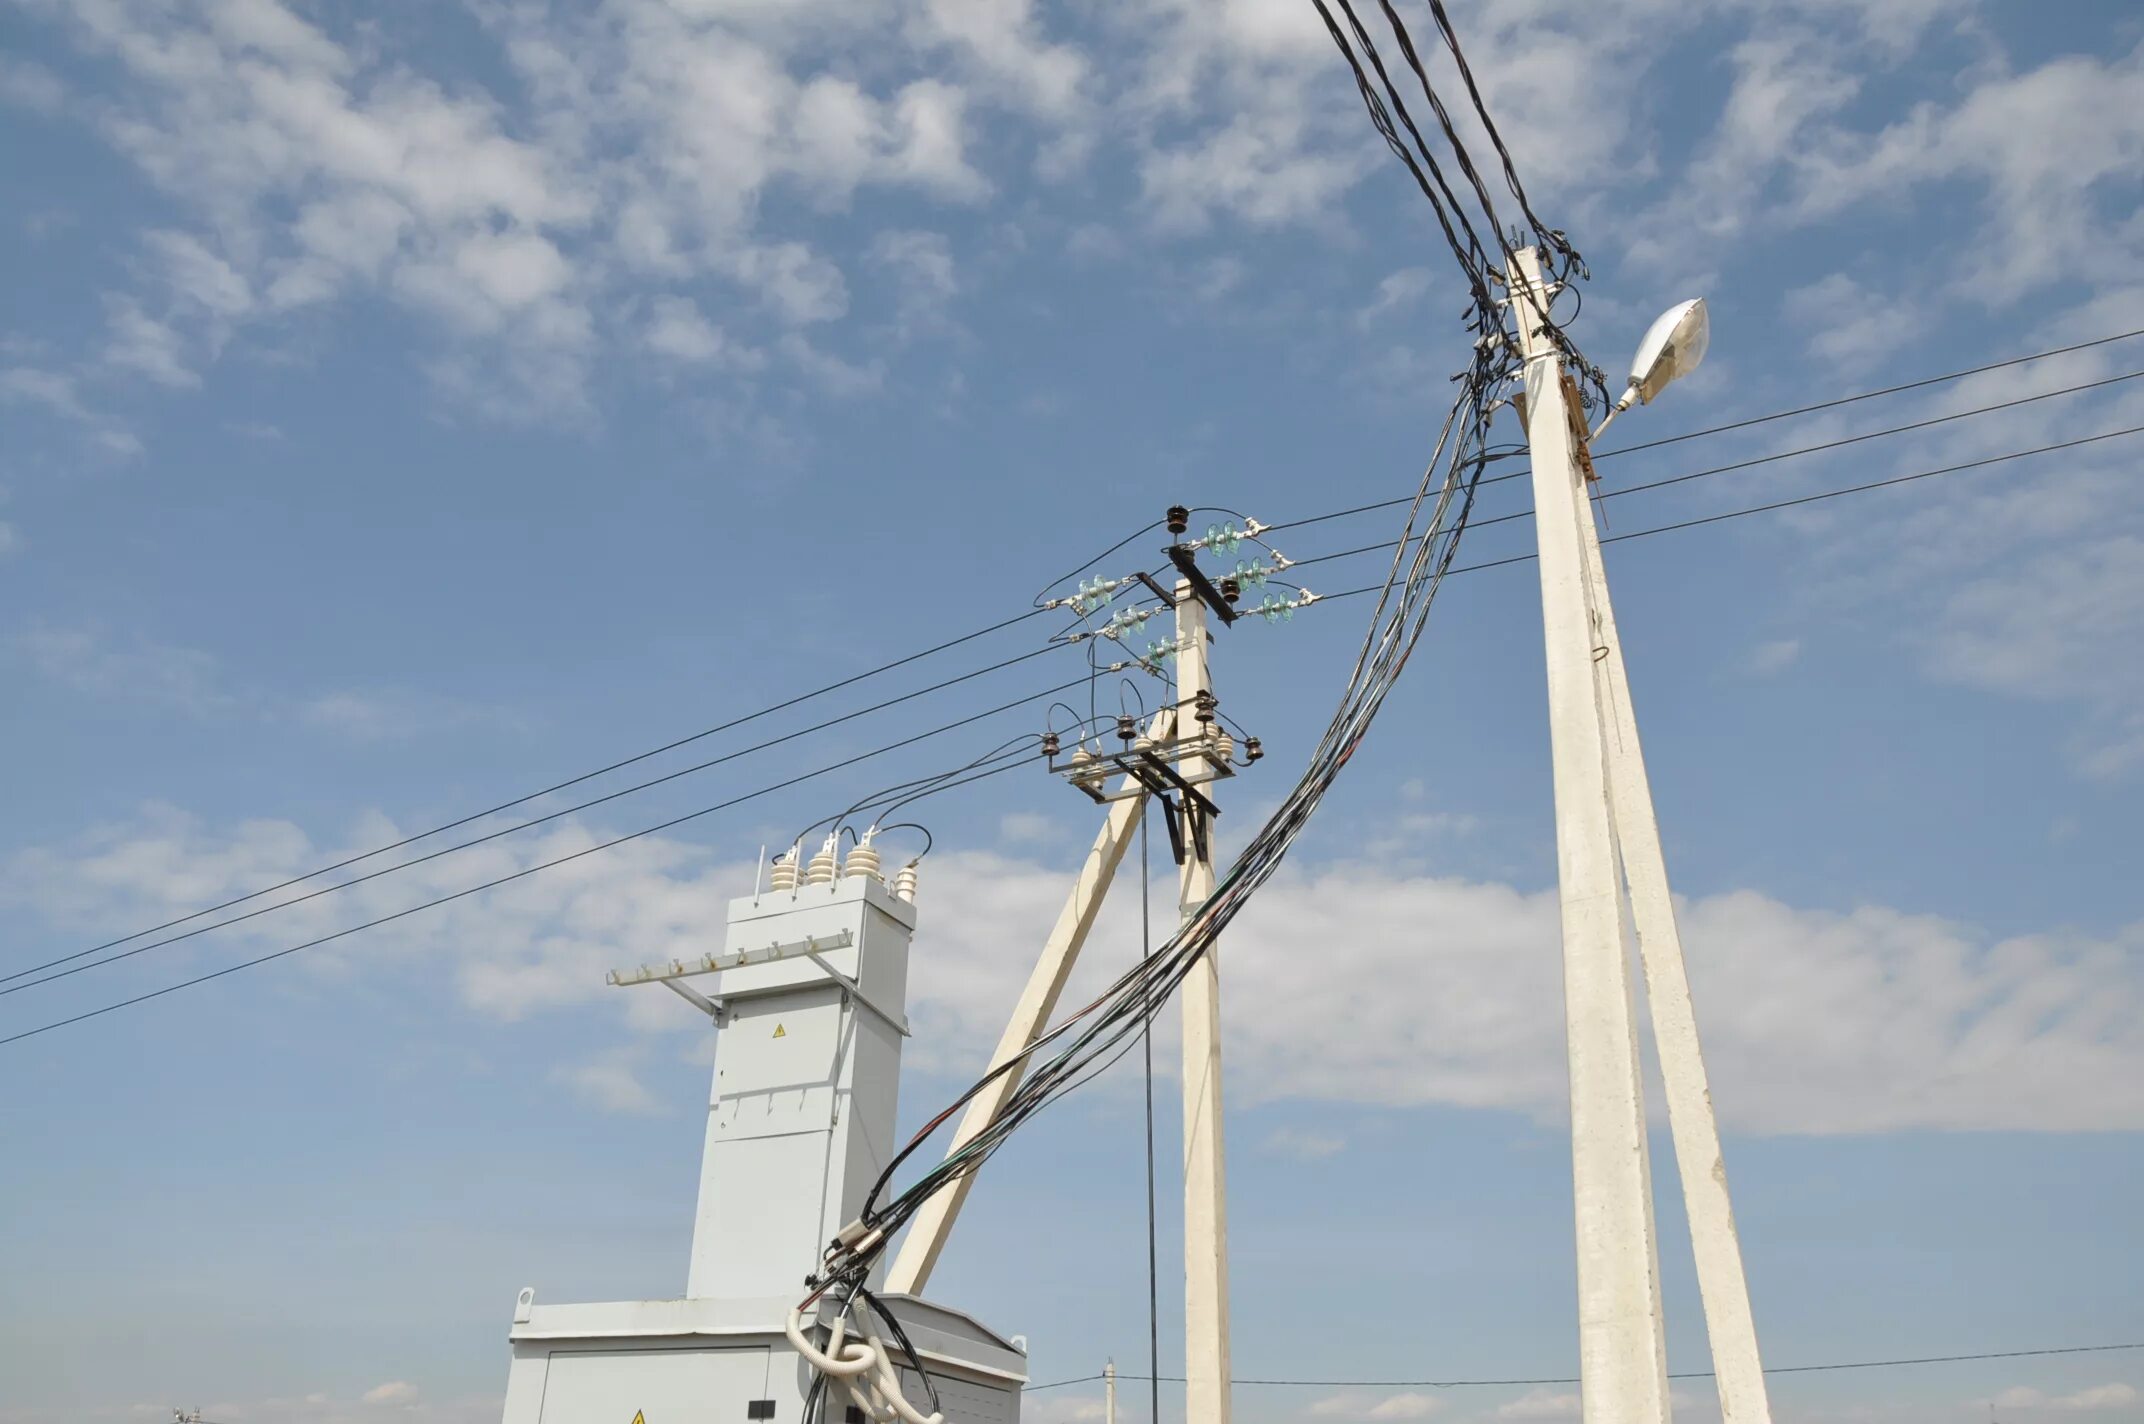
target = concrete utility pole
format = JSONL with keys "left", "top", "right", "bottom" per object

{"left": 1571, "top": 372, "right": 1773, "bottom": 1424}
{"left": 1106, "top": 1358, "right": 1119, "bottom": 1424}
{"left": 1511, "top": 246, "right": 1673, "bottom": 1424}
{"left": 1175, "top": 578, "right": 1232, "bottom": 1424}
{"left": 888, "top": 714, "right": 1169, "bottom": 1297}
{"left": 1510, "top": 245, "right": 1772, "bottom": 1424}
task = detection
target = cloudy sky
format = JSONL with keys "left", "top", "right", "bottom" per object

{"left": 2, "top": 1, "right": 2141, "bottom": 1423}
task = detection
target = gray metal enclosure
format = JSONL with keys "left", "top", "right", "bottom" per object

{"left": 498, "top": 873, "right": 1027, "bottom": 1424}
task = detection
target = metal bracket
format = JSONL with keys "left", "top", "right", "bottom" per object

{"left": 1165, "top": 545, "right": 1238, "bottom": 625}
{"left": 806, "top": 953, "right": 911, "bottom": 1038}
{"left": 607, "top": 929, "right": 857, "bottom": 988}
{"left": 661, "top": 979, "right": 725, "bottom": 1019}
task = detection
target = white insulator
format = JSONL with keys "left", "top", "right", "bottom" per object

{"left": 1208, "top": 729, "right": 1234, "bottom": 765}
{"left": 769, "top": 852, "right": 799, "bottom": 892}
{"left": 1132, "top": 735, "right": 1155, "bottom": 755}
{"left": 843, "top": 842, "right": 883, "bottom": 882}
{"left": 892, "top": 861, "right": 920, "bottom": 903}
{"left": 1068, "top": 745, "right": 1103, "bottom": 787}
{"left": 806, "top": 841, "right": 838, "bottom": 886}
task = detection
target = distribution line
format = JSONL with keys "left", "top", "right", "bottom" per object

{"left": 0, "top": 603, "right": 1056, "bottom": 985}
{"left": 1311, "top": 424, "right": 2144, "bottom": 600}
{"left": 28, "top": 329, "right": 2137, "bottom": 986}
{"left": 1, "top": 642, "right": 1075, "bottom": 996}
{"left": 1287, "top": 368, "right": 2144, "bottom": 570}
{"left": 1023, "top": 1340, "right": 2144, "bottom": 1392}
{"left": 0, "top": 676, "right": 1092, "bottom": 1048}
{"left": 1262, "top": 326, "right": 2144, "bottom": 535}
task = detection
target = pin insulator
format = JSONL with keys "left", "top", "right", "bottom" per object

{"left": 1115, "top": 713, "right": 1136, "bottom": 744}
{"left": 1220, "top": 576, "right": 1241, "bottom": 604}
{"left": 1166, "top": 505, "right": 1190, "bottom": 535}
{"left": 1042, "top": 731, "right": 1060, "bottom": 758}
{"left": 1245, "top": 736, "right": 1263, "bottom": 763}
{"left": 1194, "top": 689, "right": 1217, "bottom": 724}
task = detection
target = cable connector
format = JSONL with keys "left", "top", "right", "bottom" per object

{"left": 831, "top": 1218, "right": 887, "bottom": 1258}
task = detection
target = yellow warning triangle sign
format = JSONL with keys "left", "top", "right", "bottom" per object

{"left": 773, "top": 1024, "right": 786, "bottom": 1038}
{"left": 632, "top": 1412, "right": 646, "bottom": 1424}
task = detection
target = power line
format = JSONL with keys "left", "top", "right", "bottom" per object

{"left": 2, "top": 643, "right": 1075, "bottom": 996}
{"left": 1287, "top": 369, "right": 2143, "bottom": 570}
{"left": 1024, "top": 1340, "right": 2144, "bottom": 1392}
{"left": 0, "top": 675, "right": 1094, "bottom": 1049}
{"left": 1314, "top": 423, "right": 2144, "bottom": 599}
{"left": 1262, "top": 325, "right": 2144, "bottom": 536}
{"left": 31, "top": 328, "right": 2136, "bottom": 988}
{"left": 1, "top": 603, "right": 1054, "bottom": 985}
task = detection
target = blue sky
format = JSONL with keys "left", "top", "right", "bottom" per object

{"left": 2, "top": 2, "right": 2142, "bottom": 1423}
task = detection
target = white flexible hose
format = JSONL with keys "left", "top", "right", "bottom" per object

{"left": 786, "top": 1307, "right": 879, "bottom": 1378}
{"left": 863, "top": 1332, "right": 945, "bottom": 1424}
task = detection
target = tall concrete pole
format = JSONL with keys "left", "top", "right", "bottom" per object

{"left": 1175, "top": 578, "right": 1232, "bottom": 1424}
{"left": 888, "top": 715, "right": 1170, "bottom": 1296}
{"left": 1511, "top": 246, "right": 1672, "bottom": 1424}
{"left": 1573, "top": 480, "right": 1773, "bottom": 1424}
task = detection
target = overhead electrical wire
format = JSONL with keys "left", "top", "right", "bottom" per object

{"left": 0, "top": 603, "right": 1051, "bottom": 984}
{"left": 1, "top": 644, "right": 1076, "bottom": 997}
{"left": 0, "top": 673, "right": 1108, "bottom": 1048}
{"left": 1264, "top": 347, "right": 2144, "bottom": 535}
{"left": 1310, "top": 423, "right": 2144, "bottom": 599}
{"left": 1022, "top": 1339, "right": 2144, "bottom": 1392}
{"left": 24, "top": 326, "right": 2136, "bottom": 996}
{"left": 1276, "top": 374, "right": 2144, "bottom": 572}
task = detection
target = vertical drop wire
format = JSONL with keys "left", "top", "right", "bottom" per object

{"left": 1141, "top": 806, "right": 1161, "bottom": 1424}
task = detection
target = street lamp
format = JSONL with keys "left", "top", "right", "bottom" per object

{"left": 1591, "top": 297, "right": 1709, "bottom": 440}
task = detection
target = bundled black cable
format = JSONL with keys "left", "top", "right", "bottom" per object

{"left": 799, "top": 368, "right": 1501, "bottom": 1315}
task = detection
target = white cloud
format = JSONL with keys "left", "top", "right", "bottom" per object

{"left": 1262, "top": 1127, "right": 1345, "bottom": 1160}
{"left": 1990, "top": 1383, "right": 2140, "bottom": 1413}
{"left": 1748, "top": 638, "right": 1802, "bottom": 676}
{"left": 1309, "top": 1393, "right": 1442, "bottom": 1421}
{"left": 1357, "top": 268, "right": 1433, "bottom": 329}
{"left": 12, "top": 625, "right": 232, "bottom": 716}
{"left": 553, "top": 1049, "right": 662, "bottom": 1117}
{"left": 9, "top": 816, "right": 2142, "bottom": 1136}
{"left": 1494, "top": 1389, "right": 1580, "bottom": 1420}
{"left": 361, "top": 1381, "right": 420, "bottom": 1407}
{"left": 1783, "top": 274, "right": 1912, "bottom": 369}
{"left": 0, "top": 54, "right": 67, "bottom": 113}
{"left": 1789, "top": 40, "right": 2144, "bottom": 299}
{"left": 644, "top": 296, "right": 764, "bottom": 370}
{"left": 869, "top": 229, "right": 960, "bottom": 329}
{"left": 103, "top": 295, "right": 197, "bottom": 387}
{"left": 0, "top": 365, "right": 87, "bottom": 419}
{"left": 0, "top": 522, "right": 19, "bottom": 558}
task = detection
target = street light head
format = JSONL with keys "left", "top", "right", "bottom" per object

{"left": 1627, "top": 297, "right": 1709, "bottom": 407}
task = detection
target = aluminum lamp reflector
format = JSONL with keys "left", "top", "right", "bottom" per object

{"left": 1628, "top": 297, "right": 1709, "bottom": 406}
